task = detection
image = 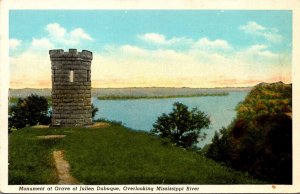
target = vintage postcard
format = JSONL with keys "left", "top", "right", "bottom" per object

{"left": 0, "top": 0, "right": 300, "bottom": 193}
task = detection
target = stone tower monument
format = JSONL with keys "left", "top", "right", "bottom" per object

{"left": 49, "top": 49, "right": 93, "bottom": 127}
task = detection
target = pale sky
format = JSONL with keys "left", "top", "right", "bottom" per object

{"left": 9, "top": 10, "right": 292, "bottom": 88}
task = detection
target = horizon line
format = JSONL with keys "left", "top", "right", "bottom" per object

{"left": 8, "top": 81, "right": 292, "bottom": 90}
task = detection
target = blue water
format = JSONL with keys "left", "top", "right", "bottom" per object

{"left": 92, "top": 91, "right": 248, "bottom": 147}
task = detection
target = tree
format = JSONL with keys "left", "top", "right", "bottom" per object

{"left": 206, "top": 127, "right": 232, "bottom": 164}
{"left": 9, "top": 94, "right": 51, "bottom": 130}
{"left": 151, "top": 102, "right": 210, "bottom": 148}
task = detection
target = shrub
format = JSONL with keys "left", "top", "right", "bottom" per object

{"left": 92, "top": 104, "right": 99, "bottom": 121}
{"left": 8, "top": 94, "right": 51, "bottom": 130}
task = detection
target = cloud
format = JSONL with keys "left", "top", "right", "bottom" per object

{"left": 10, "top": 51, "right": 51, "bottom": 88}
{"left": 9, "top": 39, "right": 22, "bottom": 50}
{"left": 30, "top": 38, "right": 54, "bottom": 51}
{"left": 245, "top": 44, "right": 277, "bottom": 58}
{"left": 10, "top": 30, "right": 290, "bottom": 88}
{"left": 239, "top": 21, "right": 283, "bottom": 43}
{"left": 263, "top": 31, "right": 283, "bottom": 43}
{"left": 239, "top": 21, "right": 266, "bottom": 33}
{"left": 138, "top": 33, "right": 193, "bottom": 47}
{"left": 90, "top": 41, "right": 290, "bottom": 88}
{"left": 70, "top": 28, "right": 93, "bottom": 41}
{"left": 193, "top": 38, "right": 232, "bottom": 51}
{"left": 10, "top": 23, "right": 95, "bottom": 88}
{"left": 119, "top": 45, "right": 149, "bottom": 56}
{"left": 139, "top": 33, "right": 231, "bottom": 52}
{"left": 10, "top": 41, "right": 290, "bottom": 88}
{"left": 45, "top": 23, "right": 93, "bottom": 46}
{"left": 139, "top": 33, "right": 167, "bottom": 44}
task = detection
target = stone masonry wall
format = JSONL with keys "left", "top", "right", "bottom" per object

{"left": 49, "top": 49, "right": 93, "bottom": 127}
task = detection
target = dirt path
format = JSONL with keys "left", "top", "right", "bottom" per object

{"left": 86, "top": 122, "right": 110, "bottom": 129}
{"left": 53, "top": 150, "right": 79, "bottom": 185}
{"left": 37, "top": 135, "right": 66, "bottom": 139}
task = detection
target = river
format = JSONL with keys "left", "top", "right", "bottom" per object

{"left": 92, "top": 91, "right": 248, "bottom": 148}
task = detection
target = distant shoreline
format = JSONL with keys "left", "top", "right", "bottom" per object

{"left": 97, "top": 93, "right": 229, "bottom": 100}
{"left": 9, "top": 87, "right": 252, "bottom": 98}
{"left": 9, "top": 93, "right": 230, "bottom": 103}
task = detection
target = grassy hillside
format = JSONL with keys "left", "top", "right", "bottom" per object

{"left": 9, "top": 122, "right": 261, "bottom": 184}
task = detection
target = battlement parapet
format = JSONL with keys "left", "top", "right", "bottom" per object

{"left": 49, "top": 49, "right": 93, "bottom": 61}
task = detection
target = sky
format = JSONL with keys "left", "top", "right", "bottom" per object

{"left": 9, "top": 10, "right": 292, "bottom": 88}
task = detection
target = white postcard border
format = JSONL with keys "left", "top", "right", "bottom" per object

{"left": 1, "top": 0, "right": 299, "bottom": 193}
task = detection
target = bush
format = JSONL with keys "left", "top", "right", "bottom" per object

{"left": 151, "top": 102, "right": 210, "bottom": 148}
{"left": 92, "top": 104, "right": 99, "bottom": 121}
{"left": 8, "top": 94, "right": 51, "bottom": 130}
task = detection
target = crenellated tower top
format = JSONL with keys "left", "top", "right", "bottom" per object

{"left": 49, "top": 49, "right": 93, "bottom": 61}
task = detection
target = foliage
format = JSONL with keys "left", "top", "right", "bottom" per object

{"left": 151, "top": 102, "right": 210, "bottom": 148}
{"left": 9, "top": 96, "right": 52, "bottom": 104}
{"left": 206, "top": 82, "right": 292, "bottom": 183}
{"left": 236, "top": 82, "right": 292, "bottom": 120}
{"left": 9, "top": 94, "right": 51, "bottom": 130}
{"left": 9, "top": 124, "right": 262, "bottom": 184}
{"left": 91, "top": 104, "right": 99, "bottom": 120}
{"left": 205, "top": 127, "right": 232, "bottom": 165}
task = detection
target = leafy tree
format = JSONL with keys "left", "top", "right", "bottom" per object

{"left": 151, "top": 102, "right": 210, "bottom": 148}
{"left": 206, "top": 127, "right": 232, "bottom": 165}
{"left": 9, "top": 94, "right": 51, "bottom": 130}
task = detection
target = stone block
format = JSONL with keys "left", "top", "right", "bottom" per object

{"left": 73, "top": 61, "right": 81, "bottom": 65}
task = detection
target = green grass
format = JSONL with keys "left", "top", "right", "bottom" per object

{"left": 9, "top": 122, "right": 262, "bottom": 184}
{"left": 9, "top": 128, "right": 62, "bottom": 184}
{"left": 97, "top": 93, "right": 229, "bottom": 100}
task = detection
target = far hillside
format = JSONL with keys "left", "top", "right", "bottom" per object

{"left": 206, "top": 81, "right": 292, "bottom": 184}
